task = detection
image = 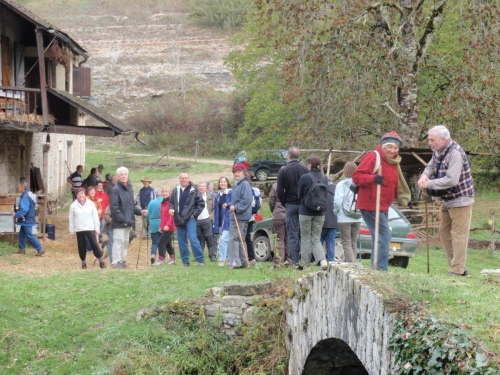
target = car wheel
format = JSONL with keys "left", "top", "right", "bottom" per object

{"left": 389, "top": 256, "right": 409, "bottom": 268}
{"left": 255, "top": 169, "right": 270, "bottom": 181}
{"left": 253, "top": 235, "right": 271, "bottom": 261}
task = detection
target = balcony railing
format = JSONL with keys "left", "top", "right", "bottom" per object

{"left": 0, "top": 86, "right": 41, "bottom": 118}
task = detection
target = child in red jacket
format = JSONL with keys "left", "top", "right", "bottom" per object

{"left": 154, "top": 186, "right": 177, "bottom": 265}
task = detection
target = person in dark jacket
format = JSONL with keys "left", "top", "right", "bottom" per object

{"left": 13, "top": 181, "right": 45, "bottom": 256}
{"left": 276, "top": 147, "right": 309, "bottom": 265}
{"left": 269, "top": 182, "right": 290, "bottom": 268}
{"left": 297, "top": 154, "right": 329, "bottom": 270}
{"left": 321, "top": 180, "right": 337, "bottom": 263}
{"left": 110, "top": 166, "right": 145, "bottom": 269}
{"left": 227, "top": 164, "right": 253, "bottom": 269}
{"left": 169, "top": 173, "right": 206, "bottom": 266}
{"left": 84, "top": 168, "right": 98, "bottom": 189}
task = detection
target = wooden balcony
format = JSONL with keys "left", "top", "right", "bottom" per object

{"left": 0, "top": 86, "right": 48, "bottom": 128}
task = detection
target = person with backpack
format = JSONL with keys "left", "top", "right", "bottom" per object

{"left": 352, "top": 132, "right": 411, "bottom": 271}
{"left": 334, "top": 162, "right": 362, "bottom": 262}
{"left": 297, "top": 154, "right": 329, "bottom": 271}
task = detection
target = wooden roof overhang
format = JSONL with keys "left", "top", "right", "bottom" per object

{"left": 43, "top": 88, "right": 135, "bottom": 137}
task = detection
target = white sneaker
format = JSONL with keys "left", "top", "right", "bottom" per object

{"left": 320, "top": 260, "right": 328, "bottom": 270}
{"left": 167, "top": 259, "right": 176, "bottom": 265}
{"left": 218, "top": 261, "right": 225, "bottom": 267}
{"left": 153, "top": 260, "right": 165, "bottom": 266}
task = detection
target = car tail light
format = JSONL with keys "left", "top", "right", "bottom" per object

{"left": 359, "top": 227, "right": 371, "bottom": 235}
{"left": 406, "top": 231, "right": 416, "bottom": 239}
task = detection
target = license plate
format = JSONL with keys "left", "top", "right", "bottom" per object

{"left": 390, "top": 242, "right": 401, "bottom": 250}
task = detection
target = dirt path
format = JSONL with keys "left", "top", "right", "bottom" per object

{"left": 0, "top": 160, "right": 235, "bottom": 274}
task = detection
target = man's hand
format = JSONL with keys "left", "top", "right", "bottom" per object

{"left": 417, "top": 175, "right": 429, "bottom": 189}
{"left": 230, "top": 205, "right": 236, "bottom": 212}
{"left": 141, "top": 209, "right": 148, "bottom": 216}
{"left": 71, "top": 233, "right": 75, "bottom": 239}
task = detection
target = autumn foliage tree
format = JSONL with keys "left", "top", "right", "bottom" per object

{"left": 227, "top": 0, "right": 500, "bottom": 167}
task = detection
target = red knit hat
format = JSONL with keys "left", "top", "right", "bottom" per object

{"left": 380, "top": 131, "right": 403, "bottom": 147}
{"left": 232, "top": 163, "right": 247, "bottom": 172}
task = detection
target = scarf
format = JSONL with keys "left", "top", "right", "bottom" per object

{"left": 383, "top": 152, "right": 411, "bottom": 206}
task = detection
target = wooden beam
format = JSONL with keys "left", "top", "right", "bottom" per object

{"left": 411, "top": 152, "right": 428, "bottom": 167}
{"left": 43, "top": 125, "right": 116, "bottom": 137}
{"left": 35, "top": 28, "right": 49, "bottom": 126}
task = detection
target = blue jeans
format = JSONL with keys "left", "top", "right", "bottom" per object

{"left": 218, "top": 229, "right": 229, "bottom": 261}
{"left": 176, "top": 218, "right": 205, "bottom": 264}
{"left": 360, "top": 209, "right": 391, "bottom": 271}
{"left": 150, "top": 232, "right": 161, "bottom": 257}
{"left": 18, "top": 225, "right": 43, "bottom": 251}
{"left": 320, "top": 228, "right": 336, "bottom": 262}
{"left": 285, "top": 204, "right": 301, "bottom": 265}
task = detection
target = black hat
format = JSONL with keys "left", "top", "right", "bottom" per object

{"left": 98, "top": 164, "right": 104, "bottom": 169}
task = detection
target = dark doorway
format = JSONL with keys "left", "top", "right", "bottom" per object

{"left": 302, "top": 338, "right": 368, "bottom": 375}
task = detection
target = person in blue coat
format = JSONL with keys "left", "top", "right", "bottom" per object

{"left": 13, "top": 181, "right": 45, "bottom": 256}
{"left": 213, "top": 176, "right": 232, "bottom": 266}
{"left": 227, "top": 164, "right": 253, "bottom": 269}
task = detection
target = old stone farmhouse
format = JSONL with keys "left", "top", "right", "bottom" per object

{"left": 0, "top": 0, "right": 134, "bottom": 198}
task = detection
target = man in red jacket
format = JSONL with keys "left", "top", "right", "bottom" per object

{"left": 352, "top": 132, "right": 411, "bottom": 271}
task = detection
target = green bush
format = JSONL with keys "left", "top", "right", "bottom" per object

{"left": 389, "top": 312, "right": 499, "bottom": 374}
{"left": 190, "top": 0, "right": 253, "bottom": 29}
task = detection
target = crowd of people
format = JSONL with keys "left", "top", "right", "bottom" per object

{"left": 13, "top": 125, "right": 475, "bottom": 277}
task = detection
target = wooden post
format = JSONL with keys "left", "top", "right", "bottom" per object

{"left": 491, "top": 210, "right": 496, "bottom": 256}
{"left": 35, "top": 29, "right": 49, "bottom": 126}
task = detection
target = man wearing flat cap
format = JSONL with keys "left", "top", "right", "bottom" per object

{"left": 226, "top": 163, "right": 253, "bottom": 268}
{"left": 96, "top": 164, "right": 105, "bottom": 182}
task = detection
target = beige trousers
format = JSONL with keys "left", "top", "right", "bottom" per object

{"left": 440, "top": 204, "right": 473, "bottom": 274}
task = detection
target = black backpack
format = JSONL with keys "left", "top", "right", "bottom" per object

{"left": 303, "top": 176, "right": 328, "bottom": 212}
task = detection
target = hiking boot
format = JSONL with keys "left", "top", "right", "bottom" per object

{"left": 241, "top": 263, "right": 250, "bottom": 269}
{"left": 218, "top": 261, "right": 225, "bottom": 267}
{"left": 153, "top": 260, "right": 165, "bottom": 266}
{"left": 197, "top": 262, "right": 206, "bottom": 267}
{"left": 99, "top": 261, "right": 107, "bottom": 269}
{"left": 16, "top": 248, "right": 25, "bottom": 255}
{"left": 249, "top": 259, "right": 257, "bottom": 266}
{"left": 320, "top": 260, "right": 328, "bottom": 270}
{"left": 82, "top": 263, "right": 87, "bottom": 269}
{"left": 447, "top": 271, "right": 467, "bottom": 277}
{"left": 182, "top": 262, "right": 190, "bottom": 267}
{"left": 36, "top": 249, "right": 46, "bottom": 257}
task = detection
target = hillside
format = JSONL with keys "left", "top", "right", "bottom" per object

{"left": 18, "top": 0, "right": 236, "bottom": 121}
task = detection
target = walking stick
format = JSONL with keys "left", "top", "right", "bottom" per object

{"left": 143, "top": 217, "right": 150, "bottom": 267}
{"left": 233, "top": 210, "right": 249, "bottom": 263}
{"left": 424, "top": 189, "right": 430, "bottom": 274}
{"left": 373, "top": 165, "right": 382, "bottom": 270}
{"left": 136, "top": 226, "right": 143, "bottom": 269}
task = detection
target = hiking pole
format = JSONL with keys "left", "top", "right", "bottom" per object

{"left": 424, "top": 188, "right": 430, "bottom": 274}
{"left": 143, "top": 217, "right": 150, "bottom": 267}
{"left": 233, "top": 211, "right": 249, "bottom": 263}
{"left": 373, "top": 165, "right": 382, "bottom": 270}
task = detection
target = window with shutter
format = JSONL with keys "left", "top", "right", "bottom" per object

{"left": 72, "top": 65, "right": 91, "bottom": 96}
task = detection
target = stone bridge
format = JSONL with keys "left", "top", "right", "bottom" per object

{"left": 286, "top": 265, "right": 396, "bottom": 374}
{"left": 202, "top": 264, "right": 398, "bottom": 374}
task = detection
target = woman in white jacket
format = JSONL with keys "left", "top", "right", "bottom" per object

{"left": 69, "top": 188, "right": 106, "bottom": 269}
{"left": 334, "top": 162, "right": 362, "bottom": 262}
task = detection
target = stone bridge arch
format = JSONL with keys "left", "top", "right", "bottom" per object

{"left": 286, "top": 265, "right": 397, "bottom": 374}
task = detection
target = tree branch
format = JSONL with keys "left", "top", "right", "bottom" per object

{"left": 416, "top": 0, "right": 447, "bottom": 64}
{"left": 381, "top": 101, "right": 404, "bottom": 119}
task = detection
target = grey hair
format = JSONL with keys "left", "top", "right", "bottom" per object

{"left": 19, "top": 180, "right": 29, "bottom": 190}
{"left": 155, "top": 188, "right": 162, "bottom": 196}
{"left": 198, "top": 182, "right": 207, "bottom": 187}
{"left": 116, "top": 166, "right": 129, "bottom": 175}
{"left": 429, "top": 125, "right": 450, "bottom": 140}
{"left": 206, "top": 181, "right": 213, "bottom": 189}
